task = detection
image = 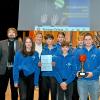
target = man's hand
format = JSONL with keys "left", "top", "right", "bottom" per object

{"left": 86, "top": 72, "right": 93, "bottom": 78}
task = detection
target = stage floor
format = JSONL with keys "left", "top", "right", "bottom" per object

{"left": 6, "top": 82, "right": 100, "bottom": 100}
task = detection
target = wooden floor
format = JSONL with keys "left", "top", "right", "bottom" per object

{"left": 6, "top": 85, "right": 40, "bottom": 100}
{"left": 6, "top": 86, "right": 39, "bottom": 100}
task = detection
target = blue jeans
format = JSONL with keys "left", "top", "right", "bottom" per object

{"left": 77, "top": 79, "right": 99, "bottom": 100}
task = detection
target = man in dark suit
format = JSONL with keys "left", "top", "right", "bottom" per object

{"left": 0, "top": 28, "right": 22, "bottom": 100}
{"left": 0, "top": 47, "right": 2, "bottom": 61}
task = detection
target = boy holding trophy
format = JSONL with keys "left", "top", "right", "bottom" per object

{"left": 76, "top": 33, "right": 100, "bottom": 100}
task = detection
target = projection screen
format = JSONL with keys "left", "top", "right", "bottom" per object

{"left": 18, "top": 0, "right": 100, "bottom": 31}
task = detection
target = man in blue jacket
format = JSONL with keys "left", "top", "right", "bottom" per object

{"left": 76, "top": 33, "right": 100, "bottom": 100}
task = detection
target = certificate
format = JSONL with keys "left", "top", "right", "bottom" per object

{"left": 41, "top": 55, "right": 52, "bottom": 71}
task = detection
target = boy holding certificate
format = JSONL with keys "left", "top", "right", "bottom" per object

{"left": 39, "top": 34, "right": 62, "bottom": 100}
{"left": 56, "top": 40, "right": 76, "bottom": 100}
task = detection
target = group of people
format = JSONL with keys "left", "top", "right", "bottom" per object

{"left": 0, "top": 27, "right": 100, "bottom": 100}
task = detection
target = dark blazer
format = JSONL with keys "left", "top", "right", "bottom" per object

{"left": 0, "top": 47, "right": 2, "bottom": 61}
{"left": 0, "top": 39, "right": 22, "bottom": 75}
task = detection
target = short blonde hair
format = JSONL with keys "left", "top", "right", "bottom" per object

{"left": 36, "top": 31, "right": 42, "bottom": 36}
{"left": 78, "top": 35, "right": 84, "bottom": 41}
{"left": 7, "top": 27, "right": 17, "bottom": 36}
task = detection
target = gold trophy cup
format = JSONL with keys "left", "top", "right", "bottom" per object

{"left": 78, "top": 54, "right": 87, "bottom": 77}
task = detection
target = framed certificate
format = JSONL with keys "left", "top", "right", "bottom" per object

{"left": 41, "top": 55, "right": 52, "bottom": 71}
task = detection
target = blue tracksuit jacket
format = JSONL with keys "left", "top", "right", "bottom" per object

{"left": 75, "top": 45, "right": 100, "bottom": 80}
{"left": 40, "top": 45, "right": 62, "bottom": 83}
{"left": 56, "top": 53, "right": 76, "bottom": 84}
{"left": 13, "top": 51, "right": 40, "bottom": 86}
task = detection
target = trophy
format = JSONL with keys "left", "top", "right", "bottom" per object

{"left": 78, "top": 54, "right": 87, "bottom": 77}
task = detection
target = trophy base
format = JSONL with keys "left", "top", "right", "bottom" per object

{"left": 78, "top": 72, "right": 88, "bottom": 77}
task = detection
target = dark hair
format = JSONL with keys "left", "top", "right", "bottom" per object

{"left": 57, "top": 32, "right": 65, "bottom": 37}
{"left": 84, "top": 33, "right": 93, "bottom": 39}
{"left": 21, "top": 37, "right": 35, "bottom": 56}
{"left": 44, "top": 34, "right": 54, "bottom": 40}
{"left": 61, "top": 40, "right": 69, "bottom": 47}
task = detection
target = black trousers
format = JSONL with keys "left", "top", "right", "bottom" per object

{"left": 72, "top": 78, "right": 79, "bottom": 100}
{"left": 39, "top": 76, "right": 57, "bottom": 100}
{"left": 19, "top": 71, "right": 34, "bottom": 100}
{"left": 38, "top": 74, "right": 42, "bottom": 100}
{"left": 0, "top": 74, "right": 6, "bottom": 100}
{"left": 0, "top": 67, "right": 18, "bottom": 100}
{"left": 58, "top": 82, "right": 73, "bottom": 100}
